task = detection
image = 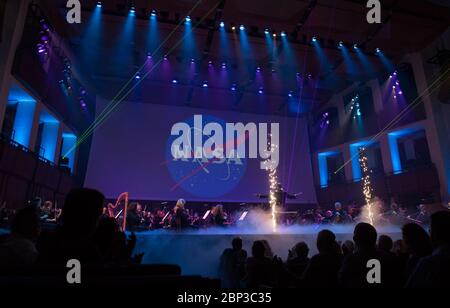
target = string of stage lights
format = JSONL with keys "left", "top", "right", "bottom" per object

{"left": 65, "top": 0, "right": 205, "bottom": 150}
{"left": 65, "top": 1, "right": 392, "bottom": 158}
{"left": 64, "top": 1, "right": 222, "bottom": 158}
{"left": 63, "top": 0, "right": 208, "bottom": 157}
{"left": 333, "top": 68, "right": 450, "bottom": 175}
{"left": 96, "top": 1, "right": 383, "bottom": 56}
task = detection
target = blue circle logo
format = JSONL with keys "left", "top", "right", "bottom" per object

{"left": 165, "top": 114, "right": 247, "bottom": 198}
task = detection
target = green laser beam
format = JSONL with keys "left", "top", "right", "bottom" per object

{"left": 69, "top": 0, "right": 205, "bottom": 150}
{"left": 64, "top": 1, "right": 221, "bottom": 157}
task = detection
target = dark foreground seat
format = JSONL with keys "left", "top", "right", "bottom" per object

{"left": 0, "top": 264, "right": 220, "bottom": 287}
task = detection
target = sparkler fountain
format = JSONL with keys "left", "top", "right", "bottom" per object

{"left": 359, "top": 147, "right": 374, "bottom": 225}
{"left": 263, "top": 135, "right": 279, "bottom": 232}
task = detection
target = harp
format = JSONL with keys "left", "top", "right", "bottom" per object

{"left": 107, "top": 192, "right": 129, "bottom": 231}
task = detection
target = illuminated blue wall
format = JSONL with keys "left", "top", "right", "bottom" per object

{"left": 318, "top": 154, "right": 328, "bottom": 187}
{"left": 349, "top": 145, "right": 362, "bottom": 181}
{"left": 40, "top": 121, "right": 59, "bottom": 162}
{"left": 61, "top": 134, "right": 77, "bottom": 172}
{"left": 11, "top": 101, "right": 36, "bottom": 147}
{"left": 349, "top": 140, "right": 375, "bottom": 181}
{"left": 387, "top": 128, "right": 423, "bottom": 174}
{"left": 318, "top": 151, "right": 340, "bottom": 187}
{"left": 388, "top": 134, "right": 402, "bottom": 173}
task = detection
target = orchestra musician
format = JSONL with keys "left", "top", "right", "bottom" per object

{"left": 210, "top": 204, "right": 227, "bottom": 226}
{"left": 126, "top": 202, "right": 144, "bottom": 231}
{"left": 171, "top": 199, "right": 189, "bottom": 230}
{"left": 332, "top": 202, "right": 351, "bottom": 224}
{"left": 39, "top": 200, "right": 61, "bottom": 222}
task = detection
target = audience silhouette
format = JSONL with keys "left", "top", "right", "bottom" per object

{"left": 1, "top": 188, "right": 449, "bottom": 288}
{"left": 219, "top": 237, "right": 248, "bottom": 288}
{"left": 406, "top": 211, "right": 450, "bottom": 287}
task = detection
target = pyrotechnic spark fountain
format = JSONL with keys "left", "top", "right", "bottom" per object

{"left": 359, "top": 148, "right": 374, "bottom": 225}
{"left": 263, "top": 135, "right": 279, "bottom": 232}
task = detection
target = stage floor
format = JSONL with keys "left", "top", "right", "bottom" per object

{"left": 135, "top": 225, "right": 402, "bottom": 277}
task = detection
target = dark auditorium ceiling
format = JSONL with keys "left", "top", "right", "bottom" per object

{"left": 38, "top": 0, "right": 450, "bottom": 116}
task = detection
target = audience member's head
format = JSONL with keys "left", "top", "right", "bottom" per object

{"left": 342, "top": 240, "right": 355, "bottom": 256}
{"left": 252, "top": 241, "right": 266, "bottom": 259}
{"left": 61, "top": 188, "right": 104, "bottom": 237}
{"left": 293, "top": 242, "right": 309, "bottom": 260}
{"left": 393, "top": 239, "right": 406, "bottom": 256}
{"left": 402, "top": 223, "right": 432, "bottom": 256}
{"left": 316, "top": 229, "right": 337, "bottom": 254}
{"left": 378, "top": 234, "right": 393, "bottom": 253}
{"left": 260, "top": 240, "right": 274, "bottom": 258}
{"left": 96, "top": 216, "right": 120, "bottom": 239}
{"left": 232, "top": 237, "right": 243, "bottom": 250}
{"left": 11, "top": 206, "right": 40, "bottom": 241}
{"left": 334, "top": 202, "right": 342, "bottom": 211}
{"left": 353, "top": 222, "right": 377, "bottom": 251}
{"left": 429, "top": 211, "right": 450, "bottom": 248}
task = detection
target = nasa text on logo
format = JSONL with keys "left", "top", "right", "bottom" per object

{"left": 166, "top": 114, "right": 279, "bottom": 198}
{"left": 66, "top": 0, "right": 81, "bottom": 24}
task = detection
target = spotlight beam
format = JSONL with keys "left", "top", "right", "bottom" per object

{"left": 319, "top": 0, "right": 398, "bottom": 80}
{"left": 203, "top": 0, "right": 226, "bottom": 57}
{"left": 64, "top": 1, "right": 222, "bottom": 157}
{"left": 63, "top": 0, "right": 207, "bottom": 157}
{"left": 333, "top": 68, "right": 450, "bottom": 174}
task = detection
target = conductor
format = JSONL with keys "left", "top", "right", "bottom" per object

{"left": 256, "top": 183, "right": 302, "bottom": 210}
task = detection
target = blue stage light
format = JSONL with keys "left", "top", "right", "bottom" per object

{"left": 129, "top": 6, "right": 136, "bottom": 15}
{"left": 150, "top": 9, "right": 157, "bottom": 18}
{"left": 312, "top": 36, "right": 317, "bottom": 42}
{"left": 135, "top": 73, "right": 141, "bottom": 80}
{"left": 264, "top": 28, "right": 270, "bottom": 35}
{"left": 288, "top": 91, "right": 293, "bottom": 97}
{"left": 172, "top": 79, "right": 178, "bottom": 84}
{"left": 96, "top": 1, "right": 102, "bottom": 8}
{"left": 281, "top": 31, "right": 286, "bottom": 37}
{"left": 219, "top": 21, "right": 225, "bottom": 28}
{"left": 353, "top": 44, "right": 358, "bottom": 50}
{"left": 185, "top": 16, "right": 191, "bottom": 23}
{"left": 221, "top": 62, "right": 226, "bottom": 69}
{"left": 338, "top": 41, "right": 344, "bottom": 48}
{"left": 202, "top": 81, "right": 208, "bottom": 88}
{"left": 239, "top": 25, "right": 245, "bottom": 31}
{"left": 231, "top": 83, "right": 237, "bottom": 91}
{"left": 376, "top": 47, "right": 381, "bottom": 53}
{"left": 258, "top": 87, "right": 264, "bottom": 94}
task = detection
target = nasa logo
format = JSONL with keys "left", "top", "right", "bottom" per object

{"left": 165, "top": 114, "right": 279, "bottom": 198}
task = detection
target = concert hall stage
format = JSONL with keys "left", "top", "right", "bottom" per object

{"left": 134, "top": 225, "right": 402, "bottom": 277}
